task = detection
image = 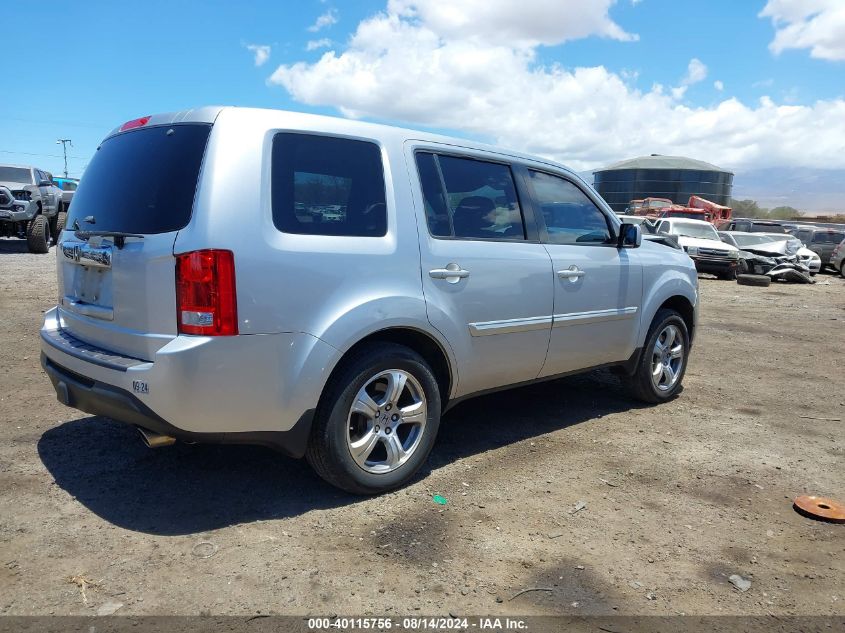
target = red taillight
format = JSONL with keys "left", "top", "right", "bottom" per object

{"left": 176, "top": 250, "right": 238, "bottom": 336}
{"left": 120, "top": 115, "right": 151, "bottom": 132}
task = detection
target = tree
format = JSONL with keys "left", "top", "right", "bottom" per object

{"left": 730, "top": 199, "right": 768, "bottom": 218}
{"left": 768, "top": 206, "right": 800, "bottom": 220}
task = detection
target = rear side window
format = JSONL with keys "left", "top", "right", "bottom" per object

{"left": 528, "top": 170, "right": 611, "bottom": 244}
{"left": 814, "top": 231, "right": 844, "bottom": 243}
{"left": 415, "top": 152, "right": 525, "bottom": 240}
{"left": 272, "top": 133, "right": 387, "bottom": 237}
{"left": 66, "top": 124, "right": 210, "bottom": 234}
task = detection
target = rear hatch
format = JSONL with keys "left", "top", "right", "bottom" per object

{"left": 57, "top": 122, "right": 212, "bottom": 361}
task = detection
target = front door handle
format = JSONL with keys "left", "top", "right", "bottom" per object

{"left": 429, "top": 263, "right": 470, "bottom": 284}
{"left": 557, "top": 266, "right": 586, "bottom": 280}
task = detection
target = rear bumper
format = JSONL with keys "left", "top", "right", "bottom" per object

{"left": 40, "top": 307, "right": 341, "bottom": 456}
{"left": 41, "top": 353, "right": 313, "bottom": 457}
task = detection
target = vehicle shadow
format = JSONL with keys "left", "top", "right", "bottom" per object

{"left": 38, "top": 370, "right": 650, "bottom": 535}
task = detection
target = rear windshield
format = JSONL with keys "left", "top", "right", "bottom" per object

{"left": 0, "top": 167, "right": 32, "bottom": 184}
{"left": 67, "top": 124, "right": 210, "bottom": 234}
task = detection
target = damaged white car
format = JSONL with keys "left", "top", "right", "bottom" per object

{"left": 719, "top": 231, "right": 817, "bottom": 282}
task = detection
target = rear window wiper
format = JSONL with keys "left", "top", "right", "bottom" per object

{"left": 74, "top": 230, "right": 144, "bottom": 249}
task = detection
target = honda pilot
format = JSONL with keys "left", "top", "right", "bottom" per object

{"left": 41, "top": 107, "right": 699, "bottom": 494}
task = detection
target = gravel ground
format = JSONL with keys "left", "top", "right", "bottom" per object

{"left": 0, "top": 236, "right": 843, "bottom": 617}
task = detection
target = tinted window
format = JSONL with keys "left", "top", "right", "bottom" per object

{"left": 814, "top": 231, "right": 844, "bottom": 244}
{"left": 416, "top": 153, "right": 450, "bottom": 237}
{"left": 67, "top": 124, "right": 210, "bottom": 234}
{"left": 0, "top": 167, "right": 31, "bottom": 183}
{"left": 529, "top": 171, "right": 611, "bottom": 244}
{"left": 417, "top": 152, "right": 525, "bottom": 240}
{"left": 272, "top": 133, "right": 386, "bottom": 237}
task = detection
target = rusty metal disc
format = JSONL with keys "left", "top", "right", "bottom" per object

{"left": 793, "top": 495, "right": 845, "bottom": 523}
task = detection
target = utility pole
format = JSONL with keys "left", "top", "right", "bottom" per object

{"left": 56, "top": 139, "right": 73, "bottom": 178}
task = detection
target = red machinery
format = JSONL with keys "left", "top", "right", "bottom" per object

{"left": 630, "top": 195, "right": 731, "bottom": 225}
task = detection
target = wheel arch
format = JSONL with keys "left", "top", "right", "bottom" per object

{"left": 322, "top": 326, "right": 455, "bottom": 408}
{"left": 639, "top": 271, "right": 698, "bottom": 349}
{"left": 657, "top": 295, "right": 695, "bottom": 343}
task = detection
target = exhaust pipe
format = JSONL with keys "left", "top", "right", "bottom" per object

{"left": 137, "top": 426, "right": 176, "bottom": 448}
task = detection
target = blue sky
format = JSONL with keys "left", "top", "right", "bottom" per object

{"left": 1, "top": 0, "right": 843, "bottom": 179}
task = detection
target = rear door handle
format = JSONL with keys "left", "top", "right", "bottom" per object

{"left": 429, "top": 264, "right": 470, "bottom": 283}
{"left": 557, "top": 266, "right": 586, "bottom": 279}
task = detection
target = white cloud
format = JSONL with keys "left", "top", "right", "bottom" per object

{"left": 269, "top": 1, "right": 845, "bottom": 171}
{"left": 308, "top": 9, "right": 338, "bottom": 32}
{"left": 714, "top": 80, "right": 724, "bottom": 91}
{"left": 760, "top": 0, "right": 845, "bottom": 61}
{"left": 387, "top": 0, "right": 637, "bottom": 46}
{"left": 681, "top": 58, "right": 707, "bottom": 85}
{"left": 246, "top": 43, "right": 271, "bottom": 67}
{"left": 307, "top": 38, "right": 333, "bottom": 51}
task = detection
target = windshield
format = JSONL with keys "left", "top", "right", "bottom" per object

{"left": 0, "top": 167, "right": 32, "bottom": 184}
{"left": 646, "top": 199, "right": 672, "bottom": 209}
{"left": 670, "top": 222, "right": 719, "bottom": 240}
{"left": 67, "top": 124, "right": 211, "bottom": 234}
{"left": 733, "top": 234, "right": 778, "bottom": 247}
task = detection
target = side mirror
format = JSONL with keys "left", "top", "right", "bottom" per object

{"left": 38, "top": 180, "right": 52, "bottom": 187}
{"left": 618, "top": 223, "right": 642, "bottom": 248}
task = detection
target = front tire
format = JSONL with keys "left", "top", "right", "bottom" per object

{"left": 26, "top": 215, "right": 50, "bottom": 253}
{"left": 626, "top": 309, "right": 690, "bottom": 403}
{"left": 306, "top": 342, "right": 442, "bottom": 494}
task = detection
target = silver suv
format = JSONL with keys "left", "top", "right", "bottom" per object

{"left": 41, "top": 107, "right": 699, "bottom": 494}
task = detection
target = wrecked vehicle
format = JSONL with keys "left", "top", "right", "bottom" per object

{"left": 719, "top": 231, "right": 820, "bottom": 276}
{"left": 755, "top": 232, "right": 821, "bottom": 274}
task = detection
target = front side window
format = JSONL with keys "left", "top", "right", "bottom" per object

{"left": 416, "top": 152, "right": 525, "bottom": 240}
{"left": 272, "top": 133, "right": 387, "bottom": 237}
{"left": 528, "top": 171, "right": 611, "bottom": 244}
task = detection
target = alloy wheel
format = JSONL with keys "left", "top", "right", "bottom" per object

{"left": 346, "top": 369, "right": 427, "bottom": 474}
{"left": 651, "top": 324, "right": 684, "bottom": 392}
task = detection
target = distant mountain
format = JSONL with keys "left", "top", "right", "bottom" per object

{"left": 731, "top": 168, "right": 845, "bottom": 214}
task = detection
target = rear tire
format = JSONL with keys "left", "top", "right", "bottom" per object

{"left": 306, "top": 342, "right": 442, "bottom": 494}
{"left": 626, "top": 309, "right": 689, "bottom": 404}
{"left": 736, "top": 274, "right": 771, "bottom": 287}
{"left": 26, "top": 215, "right": 50, "bottom": 254}
{"left": 51, "top": 209, "right": 67, "bottom": 244}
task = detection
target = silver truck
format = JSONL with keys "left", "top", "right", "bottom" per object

{"left": 41, "top": 107, "right": 699, "bottom": 494}
{"left": 0, "top": 164, "right": 66, "bottom": 253}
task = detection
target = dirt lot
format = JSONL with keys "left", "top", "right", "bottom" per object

{"left": 0, "top": 236, "right": 843, "bottom": 617}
